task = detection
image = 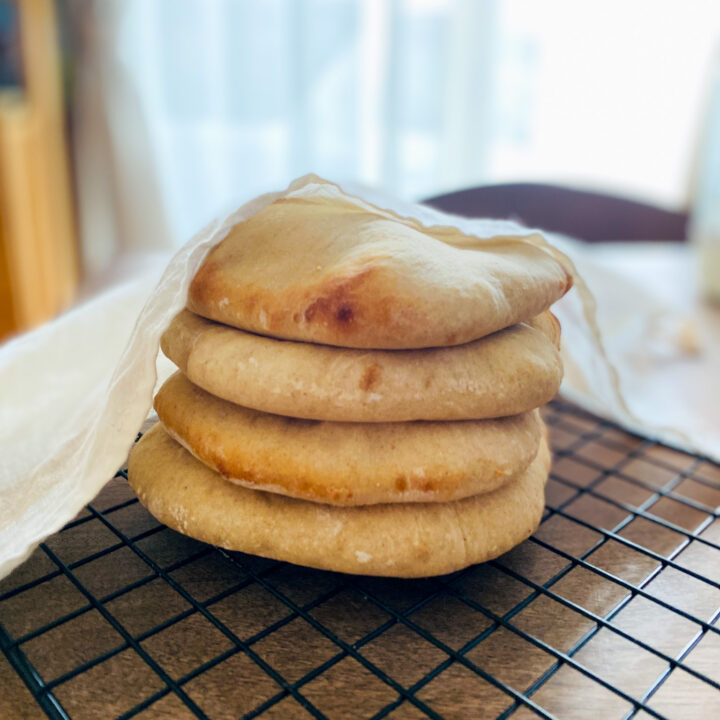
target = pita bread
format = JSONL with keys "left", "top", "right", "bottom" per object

{"left": 188, "top": 195, "right": 572, "bottom": 349}
{"left": 128, "top": 423, "right": 550, "bottom": 578}
{"left": 154, "top": 372, "right": 542, "bottom": 505}
{"left": 161, "top": 310, "right": 562, "bottom": 422}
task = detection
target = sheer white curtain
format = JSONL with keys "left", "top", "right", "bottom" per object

{"left": 70, "top": 0, "right": 720, "bottom": 275}
{"left": 73, "top": 0, "right": 498, "bottom": 268}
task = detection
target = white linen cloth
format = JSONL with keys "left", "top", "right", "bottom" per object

{"left": 554, "top": 238, "right": 719, "bottom": 458}
{"left": 0, "top": 175, "right": 717, "bottom": 580}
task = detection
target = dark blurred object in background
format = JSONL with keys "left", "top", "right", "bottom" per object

{"left": 426, "top": 183, "right": 688, "bottom": 243}
{"left": 0, "top": 0, "right": 22, "bottom": 87}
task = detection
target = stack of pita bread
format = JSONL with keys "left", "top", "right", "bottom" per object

{"left": 129, "top": 193, "right": 572, "bottom": 578}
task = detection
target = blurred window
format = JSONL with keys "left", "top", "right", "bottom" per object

{"left": 75, "top": 0, "right": 720, "bottom": 251}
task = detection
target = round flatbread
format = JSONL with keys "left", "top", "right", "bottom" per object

{"left": 154, "top": 372, "right": 542, "bottom": 506}
{"left": 188, "top": 194, "right": 572, "bottom": 349}
{"left": 162, "top": 310, "right": 562, "bottom": 422}
{"left": 128, "top": 424, "right": 550, "bottom": 578}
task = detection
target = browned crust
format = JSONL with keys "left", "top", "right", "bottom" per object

{"left": 189, "top": 260, "right": 427, "bottom": 349}
{"left": 153, "top": 373, "right": 542, "bottom": 506}
{"left": 128, "top": 423, "right": 550, "bottom": 578}
{"left": 161, "top": 308, "right": 563, "bottom": 423}
{"left": 186, "top": 197, "right": 573, "bottom": 349}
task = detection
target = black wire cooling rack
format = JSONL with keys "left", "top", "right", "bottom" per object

{"left": 1, "top": 399, "right": 719, "bottom": 719}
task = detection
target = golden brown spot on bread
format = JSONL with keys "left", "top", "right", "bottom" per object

{"left": 408, "top": 476, "right": 437, "bottom": 493}
{"left": 416, "top": 545, "right": 432, "bottom": 562}
{"left": 395, "top": 476, "right": 408, "bottom": 492}
{"left": 214, "top": 459, "right": 350, "bottom": 503}
{"left": 302, "top": 267, "right": 374, "bottom": 329}
{"left": 213, "top": 456, "right": 236, "bottom": 479}
{"left": 304, "top": 295, "right": 356, "bottom": 325}
{"left": 188, "top": 260, "right": 221, "bottom": 310}
{"left": 359, "top": 363, "right": 382, "bottom": 392}
{"left": 303, "top": 299, "right": 321, "bottom": 322}
{"left": 336, "top": 304, "right": 354, "bottom": 323}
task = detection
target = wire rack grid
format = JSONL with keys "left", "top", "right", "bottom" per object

{"left": 1, "top": 399, "right": 719, "bottom": 720}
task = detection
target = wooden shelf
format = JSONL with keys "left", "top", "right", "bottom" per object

{"left": 0, "top": 0, "right": 78, "bottom": 340}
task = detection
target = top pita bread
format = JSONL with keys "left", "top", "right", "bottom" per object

{"left": 188, "top": 194, "right": 572, "bottom": 349}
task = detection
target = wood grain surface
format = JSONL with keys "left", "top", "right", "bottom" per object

{"left": 0, "top": 403, "right": 718, "bottom": 719}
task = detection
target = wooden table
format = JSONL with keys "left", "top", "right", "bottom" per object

{"left": 1, "top": 400, "right": 718, "bottom": 720}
